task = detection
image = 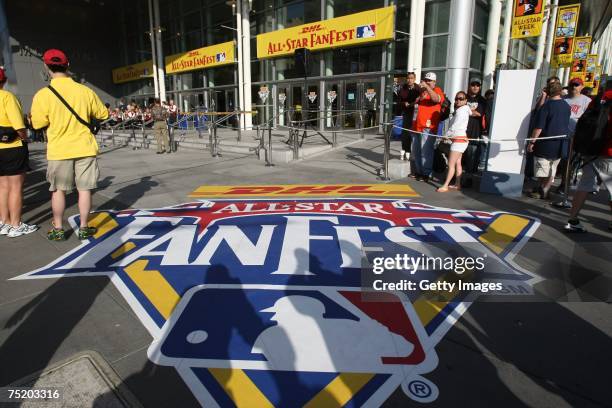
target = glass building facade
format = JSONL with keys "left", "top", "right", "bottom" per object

{"left": 113, "top": 0, "right": 540, "bottom": 128}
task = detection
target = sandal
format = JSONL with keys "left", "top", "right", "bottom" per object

{"left": 436, "top": 187, "right": 449, "bottom": 192}
{"left": 449, "top": 185, "right": 461, "bottom": 190}
{"left": 78, "top": 226, "right": 98, "bottom": 240}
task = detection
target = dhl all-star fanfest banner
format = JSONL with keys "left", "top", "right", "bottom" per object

{"left": 511, "top": 0, "right": 544, "bottom": 39}
{"left": 165, "top": 41, "right": 235, "bottom": 75}
{"left": 551, "top": 3, "right": 580, "bottom": 67}
{"left": 256, "top": 6, "right": 395, "bottom": 59}
{"left": 15, "top": 197, "right": 541, "bottom": 405}
{"left": 112, "top": 60, "right": 154, "bottom": 84}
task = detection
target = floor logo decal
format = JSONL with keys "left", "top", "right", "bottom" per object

{"left": 189, "top": 184, "right": 419, "bottom": 198}
{"left": 14, "top": 199, "right": 540, "bottom": 406}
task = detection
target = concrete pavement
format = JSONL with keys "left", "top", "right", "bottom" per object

{"left": 0, "top": 138, "right": 610, "bottom": 407}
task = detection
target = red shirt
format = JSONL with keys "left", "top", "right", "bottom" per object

{"left": 413, "top": 87, "right": 444, "bottom": 132}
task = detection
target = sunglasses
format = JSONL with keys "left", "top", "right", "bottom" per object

{"left": 455, "top": 97, "right": 466, "bottom": 101}
{"left": 569, "top": 83, "right": 580, "bottom": 87}
{"left": 470, "top": 83, "right": 481, "bottom": 86}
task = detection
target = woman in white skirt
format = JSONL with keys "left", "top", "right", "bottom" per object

{"left": 437, "top": 91, "right": 471, "bottom": 192}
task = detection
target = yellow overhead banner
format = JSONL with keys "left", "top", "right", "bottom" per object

{"left": 256, "top": 6, "right": 395, "bottom": 59}
{"left": 511, "top": 0, "right": 544, "bottom": 39}
{"left": 551, "top": 4, "right": 580, "bottom": 67}
{"left": 572, "top": 36, "right": 591, "bottom": 60}
{"left": 165, "top": 41, "right": 235, "bottom": 75}
{"left": 112, "top": 60, "right": 154, "bottom": 84}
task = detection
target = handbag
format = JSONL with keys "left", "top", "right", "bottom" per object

{"left": 0, "top": 126, "right": 18, "bottom": 143}
{"left": 47, "top": 85, "right": 101, "bottom": 135}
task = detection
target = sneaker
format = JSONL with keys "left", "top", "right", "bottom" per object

{"left": 400, "top": 150, "right": 405, "bottom": 160}
{"left": 7, "top": 222, "right": 39, "bottom": 238}
{"left": 78, "top": 226, "right": 98, "bottom": 240}
{"left": 47, "top": 227, "right": 66, "bottom": 241}
{"left": 0, "top": 223, "right": 11, "bottom": 236}
{"left": 563, "top": 218, "right": 586, "bottom": 233}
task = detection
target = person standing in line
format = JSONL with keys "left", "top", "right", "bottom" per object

{"left": 557, "top": 77, "right": 592, "bottom": 192}
{"left": 536, "top": 76, "right": 561, "bottom": 109}
{"left": 437, "top": 92, "right": 471, "bottom": 192}
{"left": 410, "top": 72, "right": 444, "bottom": 182}
{"left": 564, "top": 90, "right": 611, "bottom": 232}
{"left": 151, "top": 98, "right": 170, "bottom": 154}
{"left": 0, "top": 68, "right": 38, "bottom": 237}
{"left": 30, "top": 49, "right": 109, "bottom": 241}
{"left": 461, "top": 78, "right": 487, "bottom": 188}
{"left": 527, "top": 82, "right": 570, "bottom": 199}
{"left": 399, "top": 72, "right": 420, "bottom": 161}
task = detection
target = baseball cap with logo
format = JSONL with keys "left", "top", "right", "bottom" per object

{"left": 469, "top": 78, "right": 482, "bottom": 86}
{"left": 424, "top": 72, "right": 437, "bottom": 81}
{"left": 43, "top": 49, "right": 69, "bottom": 67}
{"left": 569, "top": 77, "right": 584, "bottom": 86}
{"left": 0, "top": 67, "right": 6, "bottom": 83}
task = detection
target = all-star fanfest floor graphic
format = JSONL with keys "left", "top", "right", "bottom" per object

{"left": 13, "top": 194, "right": 541, "bottom": 407}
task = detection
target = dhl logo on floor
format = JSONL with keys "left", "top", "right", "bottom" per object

{"left": 190, "top": 184, "right": 419, "bottom": 198}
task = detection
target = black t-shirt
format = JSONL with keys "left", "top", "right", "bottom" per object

{"left": 399, "top": 84, "right": 420, "bottom": 127}
{"left": 466, "top": 94, "right": 486, "bottom": 142}
{"left": 533, "top": 98, "right": 570, "bottom": 159}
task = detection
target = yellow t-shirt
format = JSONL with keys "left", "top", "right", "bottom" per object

{"left": 0, "top": 89, "right": 26, "bottom": 150}
{"left": 31, "top": 77, "right": 109, "bottom": 160}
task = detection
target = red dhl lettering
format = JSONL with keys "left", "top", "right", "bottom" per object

{"left": 188, "top": 51, "right": 199, "bottom": 57}
{"left": 300, "top": 24, "right": 323, "bottom": 34}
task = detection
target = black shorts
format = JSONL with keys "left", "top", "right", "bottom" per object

{"left": 0, "top": 144, "right": 30, "bottom": 176}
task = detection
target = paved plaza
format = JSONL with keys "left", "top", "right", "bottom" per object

{"left": 0, "top": 138, "right": 610, "bottom": 407}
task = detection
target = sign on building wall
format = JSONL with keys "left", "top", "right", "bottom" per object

{"left": 551, "top": 3, "right": 580, "bottom": 67}
{"left": 572, "top": 36, "right": 591, "bottom": 60}
{"left": 256, "top": 6, "right": 395, "bottom": 59}
{"left": 511, "top": 0, "right": 544, "bottom": 39}
{"left": 112, "top": 60, "right": 154, "bottom": 84}
{"left": 165, "top": 41, "right": 235, "bottom": 75}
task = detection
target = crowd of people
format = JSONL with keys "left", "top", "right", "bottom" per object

{"left": 395, "top": 71, "right": 494, "bottom": 190}
{"left": 395, "top": 69, "right": 610, "bottom": 232}
{"left": 0, "top": 48, "right": 610, "bottom": 241}
{"left": 105, "top": 98, "right": 178, "bottom": 128}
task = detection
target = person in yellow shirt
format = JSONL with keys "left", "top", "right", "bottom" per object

{"left": 0, "top": 68, "right": 39, "bottom": 238}
{"left": 30, "top": 49, "right": 109, "bottom": 241}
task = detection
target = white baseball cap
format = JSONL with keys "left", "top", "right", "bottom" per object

{"left": 424, "top": 72, "right": 437, "bottom": 81}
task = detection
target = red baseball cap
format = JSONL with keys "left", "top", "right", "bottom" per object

{"left": 569, "top": 77, "right": 584, "bottom": 85}
{"left": 0, "top": 67, "right": 6, "bottom": 82}
{"left": 43, "top": 49, "right": 69, "bottom": 66}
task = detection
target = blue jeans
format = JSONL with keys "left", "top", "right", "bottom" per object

{"left": 410, "top": 128, "right": 436, "bottom": 177}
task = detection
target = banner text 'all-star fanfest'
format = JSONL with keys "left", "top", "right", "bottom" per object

{"left": 256, "top": 6, "right": 394, "bottom": 59}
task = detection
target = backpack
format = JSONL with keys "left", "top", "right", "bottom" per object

{"left": 573, "top": 98, "right": 610, "bottom": 155}
{"left": 438, "top": 94, "right": 452, "bottom": 122}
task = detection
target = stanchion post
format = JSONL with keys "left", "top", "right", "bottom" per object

{"left": 236, "top": 111, "right": 242, "bottom": 142}
{"left": 292, "top": 120, "right": 299, "bottom": 160}
{"left": 332, "top": 131, "right": 337, "bottom": 147}
{"left": 380, "top": 123, "right": 391, "bottom": 181}
{"left": 209, "top": 122, "right": 214, "bottom": 157}
{"left": 359, "top": 109, "right": 365, "bottom": 139}
{"left": 552, "top": 135, "right": 574, "bottom": 208}
{"left": 266, "top": 122, "right": 274, "bottom": 167}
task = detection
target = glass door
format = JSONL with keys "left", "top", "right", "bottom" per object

{"left": 324, "top": 82, "right": 341, "bottom": 130}
{"left": 361, "top": 78, "right": 381, "bottom": 131}
{"left": 305, "top": 82, "right": 319, "bottom": 130}
{"left": 276, "top": 85, "right": 289, "bottom": 126}
{"left": 344, "top": 82, "right": 358, "bottom": 129}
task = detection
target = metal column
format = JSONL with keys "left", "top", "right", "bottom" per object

{"left": 153, "top": 0, "right": 166, "bottom": 101}
{"left": 147, "top": 0, "right": 159, "bottom": 99}
{"left": 483, "top": 0, "right": 502, "bottom": 90}
{"left": 446, "top": 0, "right": 474, "bottom": 99}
